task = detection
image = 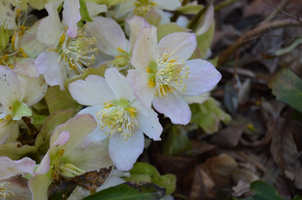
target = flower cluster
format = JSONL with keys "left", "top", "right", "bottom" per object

{"left": 0, "top": 0, "right": 221, "bottom": 199}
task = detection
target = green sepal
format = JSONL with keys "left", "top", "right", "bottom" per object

{"left": 13, "top": 102, "right": 32, "bottom": 120}
{"left": 79, "top": 0, "right": 93, "bottom": 22}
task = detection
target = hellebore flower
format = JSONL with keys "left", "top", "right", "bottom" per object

{"left": 0, "top": 65, "right": 47, "bottom": 144}
{"left": 35, "top": 1, "right": 99, "bottom": 90}
{"left": 29, "top": 114, "right": 113, "bottom": 200}
{"left": 117, "top": 0, "right": 181, "bottom": 24}
{"left": 69, "top": 68, "right": 162, "bottom": 171}
{"left": 85, "top": 16, "right": 149, "bottom": 74}
{"left": 127, "top": 27, "right": 222, "bottom": 125}
{"left": 0, "top": 156, "right": 35, "bottom": 200}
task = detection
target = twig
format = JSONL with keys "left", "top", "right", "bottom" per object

{"left": 261, "top": 0, "right": 292, "bottom": 24}
{"left": 217, "top": 18, "right": 302, "bottom": 66}
{"left": 214, "top": 0, "right": 241, "bottom": 12}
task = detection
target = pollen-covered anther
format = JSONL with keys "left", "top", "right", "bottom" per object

{"left": 0, "top": 182, "right": 15, "bottom": 199}
{"left": 96, "top": 103, "right": 139, "bottom": 141}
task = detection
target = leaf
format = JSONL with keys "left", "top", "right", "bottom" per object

{"left": 244, "top": 181, "right": 284, "bottom": 200}
{"left": 83, "top": 182, "right": 166, "bottom": 200}
{"left": 79, "top": 0, "right": 93, "bottom": 22}
{"left": 176, "top": 5, "right": 204, "bottom": 15}
{"left": 124, "top": 162, "right": 176, "bottom": 195}
{"left": 162, "top": 125, "right": 192, "bottom": 156}
{"left": 71, "top": 166, "right": 113, "bottom": 191}
{"left": 157, "top": 23, "right": 189, "bottom": 42}
{"left": 195, "top": 22, "right": 215, "bottom": 58}
{"left": 268, "top": 69, "right": 302, "bottom": 113}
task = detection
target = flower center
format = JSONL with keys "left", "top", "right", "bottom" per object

{"left": 134, "top": 0, "right": 156, "bottom": 17}
{"left": 49, "top": 28, "right": 98, "bottom": 74}
{"left": 52, "top": 150, "right": 86, "bottom": 181}
{"left": 96, "top": 100, "right": 139, "bottom": 141}
{"left": 0, "top": 182, "right": 14, "bottom": 199}
{"left": 109, "top": 47, "right": 132, "bottom": 74}
{"left": 0, "top": 113, "right": 12, "bottom": 124}
{"left": 147, "top": 52, "right": 190, "bottom": 97}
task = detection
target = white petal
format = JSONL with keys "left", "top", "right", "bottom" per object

{"left": 29, "top": 171, "right": 52, "bottom": 200}
{"left": 63, "top": 0, "right": 81, "bottom": 38}
{"left": 117, "top": 0, "right": 136, "bottom": 17}
{"left": 35, "top": 51, "right": 67, "bottom": 90}
{"left": 127, "top": 70, "right": 154, "bottom": 108}
{"left": 105, "top": 68, "right": 136, "bottom": 101}
{"left": 85, "top": 16, "right": 128, "bottom": 57}
{"left": 126, "top": 16, "right": 150, "bottom": 50}
{"left": 158, "top": 32, "right": 196, "bottom": 61}
{"left": 0, "top": 65, "right": 22, "bottom": 114}
{"left": 131, "top": 25, "right": 158, "bottom": 70}
{"left": 37, "top": 2, "right": 63, "bottom": 46}
{"left": 0, "top": 157, "right": 35, "bottom": 180}
{"left": 109, "top": 129, "right": 144, "bottom": 171}
{"left": 13, "top": 58, "right": 39, "bottom": 78}
{"left": 0, "top": 121, "right": 14, "bottom": 145}
{"left": 133, "top": 101, "right": 162, "bottom": 141}
{"left": 183, "top": 59, "right": 222, "bottom": 96}
{"left": 152, "top": 0, "right": 181, "bottom": 10}
{"left": 153, "top": 93, "right": 191, "bottom": 125}
{"left": 69, "top": 75, "right": 116, "bottom": 106}
{"left": 86, "top": 2, "right": 107, "bottom": 18}
{"left": 62, "top": 140, "right": 113, "bottom": 171}
{"left": 182, "top": 92, "right": 210, "bottom": 104}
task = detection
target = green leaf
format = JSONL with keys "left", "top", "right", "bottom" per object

{"left": 30, "top": 115, "right": 48, "bottom": 125}
{"left": 162, "top": 125, "right": 192, "bottom": 156}
{"left": 82, "top": 182, "right": 165, "bottom": 200}
{"left": 190, "top": 98, "right": 231, "bottom": 134}
{"left": 124, "top": 162, "right": 176, "bottom": 195}
{"left": 268, "top": 69, "right": 302, "bottom": 113}
{"left": 244, "top": 181, "right": 284, "bottom": 200}
{"left": 157, "top": 23, "right": 189, "bottom": 41}
{"left": 79, "top": 0, "right": 93, "bottom": 22}
{"left": 176, "top": 5, "right": 204, "bottom": 14}
{"left": 195, "top": 22, "right": 215, "bottom": 59}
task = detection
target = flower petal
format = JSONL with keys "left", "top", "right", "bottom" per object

{"left": 62, "top": 140, "right": 113, "bottom": 172}
{"left": 69, "top": 75, "right": 116, "bottom": 106}
{"left": 37, "top": 2, "right": 63, "bottom": 46}
{"left": 182, "top": 92, "right": 210, "bottom": 104}
{"left": 3, "top": 176, "right": 32, "bottom": 200}
{"left": 0, "top": 157, "right": 35, "bottom": 180}
{"left": 63, "top": 0, "right": 81, "bottom": 38}
{"left": 127, "top": 69, "right": 154, "bottom": 108}
{"left": 29, "top": 170, "right": 52, "bottom": 200}
{"left": 0, "top": 121, "right": 14, "bottom": 145}
{"left": 183, "top": 59, "right": 222, "bottom": 96}
{"left": 85, "top": 16, "right": 128, "bottom": 57}
{"left": 131, "top": 25, "right": 158, "bottom": 70}
{"left": 86, "top": 2, "right": 107, "bottom": 18}
{"left": 0, "top": 65, "right": 22, "bottom": 114}
{"left": 35, "top": 51, "right": 67, "bottom": 90}
{"left": 109, "top": 129, "right": 144, "bottom": 171}
{"left": 105, "top": 68, "right": 136, "bottom": 101}
{"left": 152, "top": 0, "right": 181, "bottom": 10}
{"left": 153, "top": 93, "right": 191, "bottom": 125}
{"left": 158, "top": 32, "right": 196, "bottom": 61}
{"left": 126, "top": 16, "right": 149, "bottom": 50}
{"left": 117, "top": 0, "right": 136, "bottom": 17}
{"left": 13, "top": 58, "right": 39, "bottom": 78}
{"left": 133, "top": 101, "right": 162, "bottom": 141}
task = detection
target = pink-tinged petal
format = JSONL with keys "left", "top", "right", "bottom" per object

{"left": 117, "top": 0, "right": 136, "bottom": 17}
{"left": 13, "top": 58, "right": 39, "bottom": 78}
{"left": 85, "top": 16, "right": 127, "bottom": 57}
{"left": 131, "top": 25, "right": 158, "bottom": 70}
{"left": 105, "top": 68, "right": 135, "bottom": 101}
{"left": 69, "top": 75, "right": 116, "bottom": 106}
{"left": 183, "top": 59, "right": 222, "bottom": 96}
{"left": 3, "top": 176, "right": 32, "bottom": 200}
{"left": 35, "top": 131, "right": 70, "bottom": 176}
{"left": 35, "top": 51, "right": 67, "bottom": 90}
{"left": 109, "top": 129, "right": 144, "bottom": 171}
{"left": 0, "top": 65, "right": 22, "bottom": 114}
{"left": 182, "top": 92, "right": 210, "bottom": 104}
{"left": 0, "top": 121, "right": 14, "bottom": 145}
{"left": 127, "top": 16, "right": 150, "bottom": 50}
{"left": 62, "top": 140, "right": 113, "bottom": 172}
{"left": 29, "top": 170, "right": 52, "bottom": 200}
{"left": 0, "top": 157, "right": 35, "bottom": 180}
{"left": 152, "top": 0, "right": 181, "bottom": 10}
{"left": 63, "top": 0, "right": 81, "bottom": 38}
{"left": 133, "top": 101, "right": 162, "bottom": 141}
{"left": 158, "top": 32, "right": 196, "bottom": 61}
{"left": 153, "top": 93, "right": 191, "bottom": 125}
{"left": 127, "top": 70, "right": 154, "bottom": 108}
{"left": 195, "top": 4, "right": 214, "bottom": 36}
{"left": 17, "top": 74, "right": 47, "bottom": 106}
{"left": 50, "top": 114, "right": 97, "bottom": 156}
{"left": 37, "top": 2, "right": 63, "bottom": 46}
{"left": 77, "top": 107, "right": 108, "bottom": 141}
